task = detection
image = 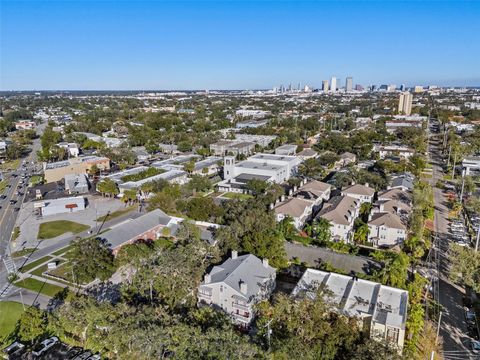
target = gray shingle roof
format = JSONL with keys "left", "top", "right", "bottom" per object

{"left": 203, "top": 254, "right": 276, "bottom": 302}
{"left": 100, "top": 209, "right": 172, "bottom": 249}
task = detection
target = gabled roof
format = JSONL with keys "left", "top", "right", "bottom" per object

{"left": 377, "top": 188, "right": 412, "bottom": 204}
{"left": 342, "top": 183, "right": 375, "bottom": 197}
{"left": 275, "top": 198, "right": 313, "bottom": 218}
{"left": 300, "top": 180, "right": 331, "bottom": 194}
{"left": 374, "top": 199, "right": 411, "bottom": 214}
{"left": 317, "top": 195, "right": 359, "bottom": 225}
{"left": 201, "top": 254, "right": 276, "bottom": 302}
{"left": 100, "top": 209, "right": 172, "bottom": 249}
{"left": 368, "top": 212, "right": 406, "bottom": 230}
{"left": 296, "top": 148, "right": 318, "bottom": 157}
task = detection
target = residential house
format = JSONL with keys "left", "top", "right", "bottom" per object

{"left": 341, "top": 183, "right": 375, "bottom": 204}
{"left": 389, "top": 172, "right": 415, "bottom": 191}
{"left": 367, "top": 212, "right": 407, "bottom": 247}
{"left": 296, "top": 148, "right": 318, "bottom": 161}
{"left": 275, "top": 198, "right": 314, "bottom": 229}
{"left": 15, "top": 120, "right": 36, "bottom": 130}
{"left": 316, "top": 196, "right": 360, "bottom": 242}
{"left": 374, "top": 144, "right": 415, "bottom": 160}
{"left": 335, "top": 152, "right": 357, "bottom": 168}
{"left": 295, "top": 180, "right": 332, "bottom": 211}
{"left": 291, "top": 269, "right": 408, "bottom": 353}
{"left": 197, "top": 251, "right": 276, "bottom": 327}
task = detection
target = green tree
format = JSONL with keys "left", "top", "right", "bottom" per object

{"left": 311, "top": 218, "right": 332, "bottom": 243}
{"left": 298, "top": 158, "right": 325, "bottom": 179}
{"left": 70, "top": 237, "right": 116, "bottom": 284}
{"left": 16, "top": 306, "right": 48, "bottom": 342}
{"left": 245, "top": 179, "right": 269, "bottom": 195}
{"left": 353, "top": 222, "right": 370, "bottom": 244}
{"left": 96, "top": 179, "right": 119, "bottom": 197}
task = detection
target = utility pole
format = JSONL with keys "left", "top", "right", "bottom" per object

{"left": 264, "top": 319, "right": 273, "bottom": 351}
{"left": 446, "top": 145, "right": 451, "bottom": 168}
{"left": 459, "top": 168, "right": 466, "bottom": 203}
{"left": 475, "top": 222, "right": 480, "bottom": 252}
{"left": 436, "top": 311, "right": 443, "bottom": 344}
{"left": 451, "top": 153, "right": 457, "bottom": 181}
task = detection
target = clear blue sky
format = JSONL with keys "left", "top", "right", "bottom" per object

{"left": 1, "top": 1, "right": 479, "bottom": 90}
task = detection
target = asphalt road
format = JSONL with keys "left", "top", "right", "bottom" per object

{"left": 428, "top": 120, "right": 477, "bottom": 358}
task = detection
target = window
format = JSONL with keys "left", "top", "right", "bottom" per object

{"left": 220, "top": 285, "right": 223, "bottom": 292}
{"left": 386, "top": 327, "right": 400, "bottom": 343}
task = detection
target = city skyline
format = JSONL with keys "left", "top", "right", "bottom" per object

{"left": 1, "top": 1, "right": 479, "bottom": 90}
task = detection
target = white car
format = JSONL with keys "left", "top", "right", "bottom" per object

{"left": 31, "top": 336, "right": 58, "bottom": 356}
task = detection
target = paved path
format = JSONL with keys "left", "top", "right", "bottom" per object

{"left": 284, "top": 242, "right": 381, "bottom": 275}
{"left": 428, "top": 119, "right": 475, "bottom": 357}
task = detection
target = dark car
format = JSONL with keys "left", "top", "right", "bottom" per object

{"left": 0, "top": 194, "right": 6, "bottom": 200}
{"left": 14, "top": 207, "right": 20, "bottom": 212}
{"left": 9, "top": 199, "right": 16, "bottom": 205}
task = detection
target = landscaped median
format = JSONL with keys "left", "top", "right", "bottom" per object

{"left": 14, "top": 277, "right": 65, "bottom": 297}
{"left": 37, "top": 220, "right": 90, "bottom": 240}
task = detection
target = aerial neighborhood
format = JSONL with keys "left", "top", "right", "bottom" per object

{"left": 1, "top": 84, "right": 480, "bottom": 359}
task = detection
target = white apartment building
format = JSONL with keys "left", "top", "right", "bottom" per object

{"left": 292, "top": 269, "right": 408, "bottom": 353}
{"left": 197, "top": 252, "right": 276, "bottom": 327}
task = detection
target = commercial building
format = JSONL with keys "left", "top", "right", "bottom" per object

{"left": 398, "top": 92, "right": 413, "bottom": 115}
{"left": 291, "top": 269, "right": 408, "bottom": 353}
{"left": 233, "top": 134, "right": 277, "bottom": 148}
{"left": 64, "top": 173, "right": 89, "bottom": 194}
{"left": 275, "top": 144, "right": 298, "bottom": 156}
{"left": 374, "top": 144, "right": 415, "bottom": 160}
{"left": 197, "top": 251, "right": 276, "bottom": 327}
{"left": 345, "top": 77, "right": 353, "bottom": 92}
{"left": 43, "top": 156, "right": 110, "bottom": 183}
{"left": 322, "top": 80, "right": 329, "bottom": 92}
{"left": 330, "top": 77, "right": 337, "bottom": 92}
{"left": 462, "top": 157, "right": 480, "bottom": 175}
{"left": 210, "top": 140, "right": 255, "bottom": 157}
{"left": 34, "top": 196, "right": 86, "bottom": 217}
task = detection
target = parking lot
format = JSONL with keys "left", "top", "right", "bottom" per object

{"left": 12, "top": 195, "right": 127, "bottom": 252}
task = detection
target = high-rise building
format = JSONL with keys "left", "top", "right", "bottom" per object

{"left": 355, "top": 84, "right": 364, "bottom": 91}
{"left": 414, "top": 86, "right": 424, "bottom": 93}
{"left": 345, "top": 77, "right": 353, "bottom": 92}
{"left": 322, "top": 80, "right": 329, "bottom": 92}
{"left": 398, "top": 92, "right": 413, "bottom": 115}
{"left": 400, "top": 84, "right": 406, "bottom": 91}
{"left": 330, "top": 77, "right": 337, "bottom": 92}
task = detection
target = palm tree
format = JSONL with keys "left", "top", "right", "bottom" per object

{"left": 313, "top": 218, "right": 332, "bottom": 243}
{"left": 353, "top": 223, "right": 370, "bottom": 244}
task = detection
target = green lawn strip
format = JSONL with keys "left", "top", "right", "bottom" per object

{"left": 11, "top": 247, "right": 35, "bottom": 257}
{"left": 0, "top": 180, "right": 7, "bottom": 194}
{"left": 96, "top": 206, "right": 135, "bottom": 222}
{"left": 31, "top": 259, "right": 64, "bottom": 277}
{"left": 222, "top": 192, "right": 253, "bottom": 200}
{"left": 19, "top": 255, "right": 53, "bottom": 273}
{"left": 14, "top": 277, "right": 65, "bottom": 297}
{"left": 29, "top": 175, "right": 43, "bottom": 186}
{"left": 46, "top": 262, "right": 75, "bottom": 283}
{"left": 52, "top": 244, "right": 74, "bottom": 256}
{"left": 12, "top": 226, "right": 20, "bottom": 240}
{"left": 0, "top": 301, "right": 24, "bottom": 341}
{"left": 0, "top": 159, "right": 20, "bottom": 171}
{"left": 38, "top": 220, "right": 90, "bottom": 240}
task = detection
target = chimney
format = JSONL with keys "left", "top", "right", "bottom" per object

{"left": 289, "top": 189, "right": 293, "bottom": 196}
{"left": 231, "top": 250, "right": 238, "bottom": 259}
{"left": 262, "top": 258, "right": 269, "bottom": 268}
{"left": 379, "top": 203, "right": 384, "bottom": 211}
{"left": 293, "top": 185, "right": 298, "bottom": 192}
{"left": 351, "top": 181, "right": 356, "bottom": 185}
{"left": 365, "top": 182, "right": 369, "bottom": 188}
{"left": 281, "top": 195, "right": 285, "bottom": 202}
{"left": 269, "top": 203, "right": 274, "bottom": 210}
{"left": 240, "top": 280, "right": 248, "bottom": 294}
{"left": 204, "top": 274, "right": 211, "bottom": 284}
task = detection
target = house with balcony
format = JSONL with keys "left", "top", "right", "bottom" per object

{"left": 316, "top": 195, "right": 361, "bottom": 242}
{"left": 197, "top": 251, "right": 276, "bottom": 327}
{"left": 367, "top": 212, "right": 407, "bottom": 248}
{"left": 275, "top": 198, "right": 314, "bottom": 230}
{"left": 341, "top": 183, "right": 375, "bottom": 204}
{"left": 291, "top": 269, "right": 408, "bottom": 354}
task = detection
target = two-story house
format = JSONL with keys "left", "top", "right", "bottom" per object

{"left": 197, "top": 251, "right": 276, "bottom": 327}
{"left": 341, "top": 183, "right": 375, "bottom": 204}
{"left": 316, "top": 196, "right": 361, "bottom": 242}
{"left": 367, "top": 212, "right": 407, "bottom": 247}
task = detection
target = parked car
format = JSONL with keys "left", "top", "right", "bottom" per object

{"left": 88, "top": 354, "right": 101, "bottom": 360}
{"left": 3, "top": 341, "right": 25, "bottom": 355}
{"left": 470, "top": 339, "right": 480, "bottom": 353}
{"left": 465, "top": 308, "right": 476, "bottom": 322}
{"left": 65, "top": 347, "right": 83, "bottom": 359}
{"left": 72, "top": 351, "right": 93, "bottom": 360}
{"left": 32, "top": 336, "right": 59, "bottom": 356}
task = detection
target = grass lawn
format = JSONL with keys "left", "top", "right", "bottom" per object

{"left": 38, "top": 220, "right": 90, "bottom": 240}
{"left": 222, "top": 192, "right": 253, "bottom": 200}
{"left": 31, "top": 259, "right": 63, "bottom": 277}
{"left": 12, "top": 226, "right": 20, "bottom": 240}
{"left": 47, "top": 262, "right": 75, "bottom": 283}
{"left": 0, "top": 301, "right": 24, "bottom": 341}
{"left": 15, "top": 277, "right": 65, "bottom": 297}
{"left": 96, "top": 206, "right": 135, "bottom": 222}
{"left": 29, "top": 175, "right": 43, "bottom": 186}
{"left": 11, "top": 247, "right": 35, "bottom": 258}
{"left": 52, "top": 244, "right": 74, "bottom": 256}
{"left": 19, "top": 256, "right": 53, "bottom": 273}
{"left": 0, "top": 159, "right": 20, "bottom": 171}
{"left": 0, "top": 180, "right": 7, "bottom": 194}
